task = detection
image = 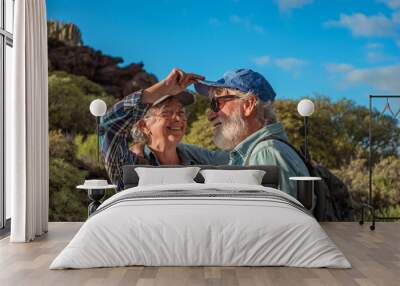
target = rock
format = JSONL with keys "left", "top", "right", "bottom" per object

{"left": 48, "top": 21, "right": 158, "bottom": 99}
{"left": 48, "top": 21, "right": 83, "bottom": 47}
{"left": 124, "top": 71, "right": 158, "bottom": 95}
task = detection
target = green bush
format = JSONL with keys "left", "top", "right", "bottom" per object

{"left": 336, "top": 155, "right": 400, "bottom": 212}
{"left": 49, "top": 129, "right": 75, "bottom": 160}
{"left": 75, "top": 134, "right": 103, "bottom": 168}
{"left": 185, "top": 94, "right": 210, "bottom": 128}
{"left": 74, "top": 133, "right": 108, "bottom": 179}
{"left": 49, "top": 158, "right": 88, "bottom": 221}
{"left": 49, "top": 71, "right": 114, "bottom": 135}
{"left": 49, "top": 130, "right": 87, "bottom": 221}
{"left": 48, "top": 72, "right": 114, "bottom": 221}
{"left": 275, "top": 96, "right": 400, "bottom": 170}
{"left": 182, "top": 112, "right": 217, "bottom": 150}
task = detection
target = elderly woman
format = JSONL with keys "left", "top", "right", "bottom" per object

{"left": 100, "top": 68, "right": 228, "bottom": 191}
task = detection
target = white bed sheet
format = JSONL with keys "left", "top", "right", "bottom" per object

{"left": 50, "top": 183, "right": 351, "bottom": 269}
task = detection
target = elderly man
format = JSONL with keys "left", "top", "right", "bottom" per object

{"left": 195, "top": 68, "right": 309, "bottom": 198}
{"left": 100, "top": 68, "right": 229, "bottom": 191}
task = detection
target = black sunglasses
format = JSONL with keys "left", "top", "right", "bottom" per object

{"left": 210, "top": 95, "right": 241, "bottom": 112}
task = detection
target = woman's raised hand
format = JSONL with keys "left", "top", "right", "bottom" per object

{"left": 163, "top": 68, "right": 204, "bottom": 95}
{"left": 143, "top": 68, "right": 204, "bottom": 103}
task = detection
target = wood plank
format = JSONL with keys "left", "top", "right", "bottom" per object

{"left": 0, "top": 222, "right": 399, "bottom": 286}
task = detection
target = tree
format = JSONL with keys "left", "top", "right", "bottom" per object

{"left": 276, "top": 96, "right": 400, "bottom": 169}
{"left": 48, "top": 73, "right": 116, "bottom": 221}
{"left": 74, "top": 133, "right": 108, "bottom": 178}
{"left": 48, "top": 71, "right": 115, "bottom": 135}
{"left": 183, "top": 113, "right": 217, "bottom": 150}
{"left": 182, "top": 95, "right": 217, "bottom": 149}
{"left": 336, "top": 155, "right": 400, "bottom": 212}
{"left": 49, "top": 130, "right": 88, "bottom": 221}
{"left": 49, "top": 158, "right": 88, "bottom": 221}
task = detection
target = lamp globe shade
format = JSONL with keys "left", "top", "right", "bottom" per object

{"left": 90, "top": 99, "right": 107, "bottom": 117}
{"left": 297, "top": 99, "right": 315, "bottom": 117}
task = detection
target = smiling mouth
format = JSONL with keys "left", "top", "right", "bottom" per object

{"left": 167, "top": 127, "right": 183, "bottom": 132}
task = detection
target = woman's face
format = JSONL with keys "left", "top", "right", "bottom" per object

{"left": 144, "top": 99, "right": 188, "bottom": 146}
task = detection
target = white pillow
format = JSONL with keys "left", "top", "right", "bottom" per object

{"left": 135, "top": 167, "right": 201, "bottom": 186}
{"left": 200, "top": 169, "right": 266, "bottom": 185}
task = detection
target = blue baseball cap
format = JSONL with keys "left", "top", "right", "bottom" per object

{"left": 194, "top": 68, "right": 276, "bottom": 102}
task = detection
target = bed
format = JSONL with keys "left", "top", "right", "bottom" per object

{"left": 50, "top": 165, "right": 351, "bottom": 269}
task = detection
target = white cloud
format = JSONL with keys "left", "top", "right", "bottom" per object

{"left": 252, "top": 55, "right": 271, "bottom": 66}
{"left": 325, "top": 63, "right": 354, "bottom": 73}
{"left": 275, "top": 57, "right": 307, "bottom": 71}
{"left": 326, "top": 63, "right": 400, "bottom": 92}
{"left": 365, "top": 42, "right": 399, "bottom": 63}
{"left": 365, "top": 42, "right": 384, "bottom": 49}
{"left": 275, "top": 0, "right": 313, "bottom": 12}
{"left": 392, "top": 11, "right": 400, "bottom": 22}
{"left": 229, "top": 14, "right": 265, "bottom": 33}
{"left": 377, "top": 0, "right": 400, "bottom": 9}
{"left": 364, "top": 43, "right": 395, "bottom": 63}
{"left": 346, "top": 65, "right": 400, "bottom": 91}
{"left": 251, "top": 55, "right": 307, "bottom": 77}
{"left": 366, "top": 51, "right": 394, "bottom": 62}
{"left": 324, "top": 13, "right": 398, "bottom": 38}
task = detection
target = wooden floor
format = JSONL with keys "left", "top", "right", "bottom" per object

{"left": 0, "top": 222, "right": 399, "bottom": 286}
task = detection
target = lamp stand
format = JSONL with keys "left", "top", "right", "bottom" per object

{"left": 96, "top": 117, "right": 100, "bottom": 163}
{"left": 304, "top": 116, "right": 309, "bottom": 161}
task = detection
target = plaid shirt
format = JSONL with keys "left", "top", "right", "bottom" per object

{"left": 100, "top": 90, "right": 228, "bottom": 191}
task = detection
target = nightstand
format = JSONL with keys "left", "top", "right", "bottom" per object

{"left": 77, "top": 181, "right": 117, "bottom": 216}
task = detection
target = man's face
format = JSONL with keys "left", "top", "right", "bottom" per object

{"left": 207, "top": 88, "right": 248, "bottom": 150}
{"left": 144, "top": 99, "right": 188, "bottom": 145}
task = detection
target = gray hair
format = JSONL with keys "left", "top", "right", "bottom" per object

{"left": 254, "top": 99, "right": 277, "bottom": 125}
{"left": 130, "top": 106, "right": 158, "bottom": 145}
{"left": 130, "top": 107, "right": 162, "bottom": 145}
{"left": 130, "top": 123, "right": 148, "bottom": 145}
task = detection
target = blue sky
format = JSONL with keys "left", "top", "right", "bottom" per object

{"left": 47, "top": 0, "right": 400, "bottom": 107}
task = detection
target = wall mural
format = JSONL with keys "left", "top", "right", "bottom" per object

{"left": 47, "top": 21, "right": 400, "bottom": 222}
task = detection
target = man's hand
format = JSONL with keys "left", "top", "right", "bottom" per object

{"left": 143, "top": 68, "right": 204, "bottom": 103}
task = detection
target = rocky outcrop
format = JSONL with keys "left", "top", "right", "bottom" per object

{"left": 48, "top": 21, "right": 83, "bottom": 47}
{"left": 47, "top": 21, "right": 158, "bottom": 99}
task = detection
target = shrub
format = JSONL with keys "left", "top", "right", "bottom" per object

{"left": 49, "top": 71, "right": 114, "bottom": 135}
{"left": 49, "top": 158, "right": 88, "bottom": 221}
{"left": 336, "top": 155, "right": 400, "bottom": 212}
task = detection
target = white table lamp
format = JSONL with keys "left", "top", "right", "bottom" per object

{"left": 297, "top": 99, "right": 315, "bottom": 161}
{"left": 89, "top": 99, "right": 107, "bottom": 162}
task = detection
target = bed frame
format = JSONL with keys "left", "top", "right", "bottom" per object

{"left": 122, "top": 165, "right": 280, "bottom": 189}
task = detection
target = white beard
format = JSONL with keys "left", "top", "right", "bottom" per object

{"left": 212, "top": 109, "right": 248, "bottom": 151}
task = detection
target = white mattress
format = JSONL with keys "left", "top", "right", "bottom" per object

{"left": 50, "top": 183, "right": 351, "bottom": 269}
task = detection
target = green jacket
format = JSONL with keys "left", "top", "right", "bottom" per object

{"left": 229, "top": 122, "right": 309, "bottom": 198}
